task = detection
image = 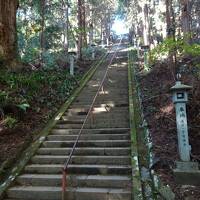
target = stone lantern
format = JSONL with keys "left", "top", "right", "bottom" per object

{"left": 171, "top": 81, "right": 200, "bottom": 185}
{"left": 68, "top": 51, "right": 76, "bottom": 76}
{"left": 141, "top": 45, "right": 150, "bottom": 70}
{"left": 171, "top": 81, "right": 192, "bottom": 161}
{"left": 91, "top": 44, "right": 96, "bottom": 60}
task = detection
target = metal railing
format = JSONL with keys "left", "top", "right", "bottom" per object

{"left": 61, "top": 41, "right": 122, "bottom": 200}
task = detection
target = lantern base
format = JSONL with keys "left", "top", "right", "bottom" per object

{"left": 174, "top": 161, "right": 200, "bottom": 186}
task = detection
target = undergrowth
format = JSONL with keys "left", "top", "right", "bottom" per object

{"left": 0, "top": 68, "right": 81, "bottom": 128}
{"left": 150, "top": 37, "right": 200, "bottom": 64}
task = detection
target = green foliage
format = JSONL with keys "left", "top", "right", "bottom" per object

{"left": 184, "top": 43, "right": 200, "bottom": 56}
{"left": 42, "top": 51, "right": 58, "bottom": 68}
{"left": 150, "top": 37, "right": 181, "bottom": 62}
{"left": 82, "top": 47, "right": 94, "bottom": 60}
{"left": 0, "top": 68, "right": 80, "bottom": 110}
{"left": 82, "top": 46, "right": 106, "bottom": 60}
{"left": 17, "top": 0, "right": 70, "bottom": 67}
{"left": 0, "top": 91, "right": 9, "bottom": 106}
{"left": 150, "top": 37, "right": 200, "bottom": 63}
{"left": 2, "top": 116, "right": 18, "bottom": 129}
{"left": 19, "top": 36, "right": 40, "bottom": 63}
{"left": 44, "top": 25, "right": 63, "bottom": 49}
{"left": 17, "top": 103, "right": 30, "bottom": 112}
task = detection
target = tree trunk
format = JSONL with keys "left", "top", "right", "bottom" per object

{"left": 166, "top": 0, "right": 172, "bottom": 37}
{"left": 89, "top": 24, "right": 94, "bottom": 45}
{"left": 77, "top": 0, "right": 83, "bottom": 59}
{"left": 181, "top": 0, "right": 191, "bottom": 42}
{"left": 89, "top": 7, "right": 94, "bottom": 45}
{"left": 82, "top": 0, "right": 87, "bottom": 46}
{"left": 101, "top": 19, "right": 104, "bottom": 46}
{"left": 142, "top": 4, "right": 150, "bottom": 46}
{"left": 63, "top": 0, "right": 69, "bottom": 54}
{"left": 0, "top": 0, "right": 18, "bottom": 67}
{"left": 40, "top": 0, "right": 46, "bottom": 63}
{"left": 105, "top": 14, "right": 111, "bottom": 46}
{"left": 166, "top": 0, "right": 176, "bottom": 80}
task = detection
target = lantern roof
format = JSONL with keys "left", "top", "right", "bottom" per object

{"left": 170, "top": 81, "right": 192, "bottom": 91}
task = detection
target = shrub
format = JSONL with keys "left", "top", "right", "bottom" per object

{"left": 149, "top": 37, "right": 200, "bottom": 64}
{"left": 2, "top": 116, "right": 18, "bottom": 129}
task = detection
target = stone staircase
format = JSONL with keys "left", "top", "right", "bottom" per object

{"left": 5, "top": 129, "right": 132, "bottom": 200}
{"left": 4, "top": 49, "right": 132, "bottom": 200}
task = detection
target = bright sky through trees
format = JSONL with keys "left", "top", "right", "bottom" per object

{"left": 112, "top": 18, "right": 129, "bottom": 35}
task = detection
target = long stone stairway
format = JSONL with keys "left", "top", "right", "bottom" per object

{"left": 4, "top": 47, "right": 132, "bottom": 200}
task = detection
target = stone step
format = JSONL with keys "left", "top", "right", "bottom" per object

{"left": 62, "top": 113, "right": 129, "bottom": 120}
{"left": 54, "top": 123, "right": 129, "bottom": 129}
{"left": 57, "top": 120, "right": 84, "bottom": 124}
{"left": 73, "top": 101, "right": 129, "bottom": 106}
{"left": 16, "top": 174, "right": 131, "bottom": 188}
{"left": 64, "top": 110, "right": 129, "bottom": 117}
{"left": 37, "top": 147, "right": 131, "bottom": 156}
{"left": 78, "top": 89, "right": 128, "bottom": 94}
{"left": 75, "top": 95, "right": 128, "bottom": 99}
{"left": 60, "top": 115, "right": 129, "bottom": 120}
{"left": 61, "top": 115, "right": 86, "bottom": 120}
{"left": 31, "top": 155, "right": 131, "bottom": 165}
{"left": 47, "top": 133, "right": 130, "bottom": 141}
{"left": 66, "top": 108, "right": 89, "bottom": 114}
{"left": 76, "top": 94, "right": 128, "bottom": 99}
{"left": 66, "top": 107, "right": 129, "bottom": 114}
{"left": 60, "top": 115, "right": 129, "bottom": 122}
{"left": 42, "top": 140, "right": 131, "bottom": 148}
{"left": 86, "top": 79, "right": 127, "bottom": 85}
{"left": 51, "top": 128, "right": 130, "bottom": 135}
{"left": 25, "top": 164, "right": 132, "bottom": 175}
{"left": 56, "top": 119, "right": 129, "bottom": 126}
{"left": 79, "top": 89, "right": 128, "bottom": 94}
{"left": 79, "top": 88, "right": 129, "bottom": 94}
{"left": 73, "top": 99, "right": 129, "bottom": 105}
{"left": 68, "top": 105, "right": 129, "bottom": 110}
{"left": 63, "top": 113, "right": 129, "bottom": 119}
{"left": 7, "top": 186, "right": 131, "bottom": 200}
{"left": 97, "top": 86, "right": 128, "bottom": 89}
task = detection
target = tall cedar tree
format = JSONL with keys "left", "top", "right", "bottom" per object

{"left": 0, "top": 0, "right": 19, "bottom": 68}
